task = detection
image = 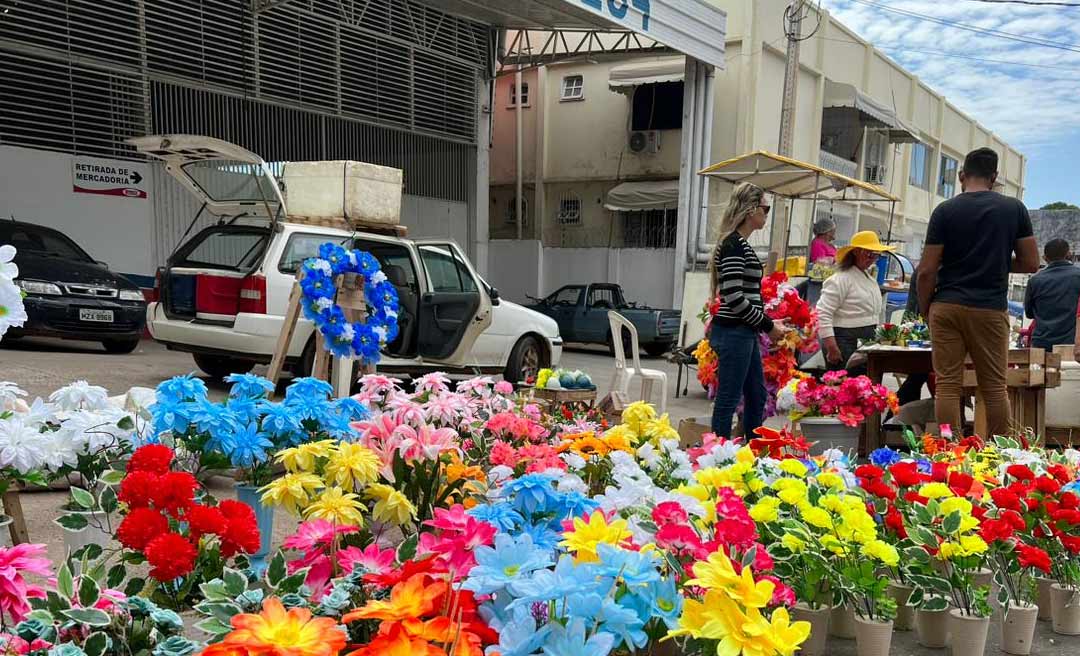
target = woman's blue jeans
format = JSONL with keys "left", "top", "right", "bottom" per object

{"left": 710, "top": 322, "right": 766, "bottom": 438}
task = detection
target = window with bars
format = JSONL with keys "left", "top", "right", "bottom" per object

{"left": 561, "top": 75, "right": 584, "bottom": 101}
{"left": 505, "top": 197, "right": 529, "bottom": 224}
{"left": 557, "top": 195, "right": 582, "bottom": 226}
{"left": 621, "top": 209, "right": 677, "bottom": 248}
{"left": 510, "top": 83, "right": 530, "bottom": 107}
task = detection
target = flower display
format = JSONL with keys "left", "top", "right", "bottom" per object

{"left": 0, "top": 245, "right": 26, "bottom": 340}
{"left": 780, "top": 370, "right": 898, "bottom": 428}
{"left": 202, "top": 597, "right": 346, "bottom": 656}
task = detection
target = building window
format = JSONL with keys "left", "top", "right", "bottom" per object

{"left": 909, "top": 142, "right": 932, "bottom": 190}
{"left": 938, "top": 155, "right": 958, "bottom": 198}
{"left": 631, "top": 82, "right": 683, "bottom": 131}
{"left": 505, "top": 196, "right": 529, "bottom": 224}
{"left": 557, "top": 193, "right": 582, "bottom": 225}
{"left": 621, "top": 209, "right": 677, "bottom": 248}
{"left": 561, "top": 75, "right": 584, "bottom": 101}
{"left": 509, "top": 82, "right": 529, "bottom": 107}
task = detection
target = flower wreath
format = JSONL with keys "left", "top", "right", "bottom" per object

{"left": 299, "top": 242, "right": 400, "bottom": 366}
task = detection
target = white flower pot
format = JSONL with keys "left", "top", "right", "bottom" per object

{"left": 799, "top": 417, "right": 861, "bottom": 455}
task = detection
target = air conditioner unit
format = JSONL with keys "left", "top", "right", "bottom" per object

{"left": 865, "top": 165, "right": 888, "bottom": 185}
{"left": 628, "top": 130, "right": 660, "bottom": 154}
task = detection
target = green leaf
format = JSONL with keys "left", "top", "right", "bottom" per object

{"left": 100, "top": 470, "right": 126, "bottom": 486}
{"left": 222, "top": 568, "right": 247, "bottom": 597}
{"left": 199, "top": 580, "right": 231, "bottom": 603}
{"left": 57, "top": 562, "right": 74, "bottom": 601}
{"left": 942, "top": 511, "right": 961, "bottom": 534}
{"left": 910, "top": 526, "right": 937, "bottom": 549}
{"left": 123, "top": 577, "right": 146, "bottom": 597}
{"left": 60, "top": 608, "right": 112, "bottom": 627}
{"left": 923, "top": 596, "right": 949, "bottom": 612}
{"left": 267, "top": 551, "right": 287, "bottom": 588}
{"left": 117, "top": 416, "right": 135, "bottom": 431}
{"left": 904, "top": 546, "right": 930, "bottom": 565}
{"left": 79, "top": 575, "right": 101, "bottom": 608}
{"left": 55, "top": 514, "right": 88, "bottom": 531}
{"left": 84, "top": 632, "right": 109, "bottom": 656}
{"left": 194, "top": 617, "right": 232, "bottom": 638}
{"left": 123, "top": 551, "right": 146, "bottom": 566}
{"left": 73, "top": 544, "right": 103, "bottom": 562}
{"left": 70, "top": 487, "right": 96, "bottom": 509}
{"left": 277, "top": 570, "right": 308, "bottom": 596}
{"left": 46, "top": 592, "right": 70, "bottom": 613}
{"left": 998, "top": 585, "right": 1012, "bottom": 607}
{"left": 195, "top": 602, "right": 243, "bottom": 625}
{"left": 99, "top": 487, "right": 118, "bottom": 514}
{"left": 107, "top": 564, "right": 126, "bottom": 590}
{"left": 27, "top": 609, "right": 55, "bottom": 624}
{"left": 397, "top": 534, "right": 418, "bottom": 562}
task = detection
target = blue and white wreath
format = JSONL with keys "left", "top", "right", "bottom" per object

{"left": 299, "top": 242, "right": 400, "bottom": 365}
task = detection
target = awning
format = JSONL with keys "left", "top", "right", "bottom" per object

{"left": 604, "top": 179, "right": 679, "bottom": 211}
{"left": 824, "top": 80, "right": 920, "bottom": 144}
{"left": 698, "top": 151, "right": 900, "bottom": 202}
{"left": 609, "top": 56, "right": 685, "bottom": 93}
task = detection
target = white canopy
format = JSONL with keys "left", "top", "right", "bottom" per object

{"left": 604, "top": 179, "right": 679, "bottom": 211}
{"left": 823, "top": 80, "right": 920, "bottom": 143}
{"left": 609, "top": 56, "right": 686, "bottom": 93}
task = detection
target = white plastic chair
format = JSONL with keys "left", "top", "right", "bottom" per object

{"left": 608, "top": 311, "right": 668, "bottom": 412}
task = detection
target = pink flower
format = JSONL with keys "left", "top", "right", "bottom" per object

{"left": 2, "top": 635, "right": 52, "bottom": 655}
{"left": 652, "top": 501, "right": 690, "bottom": 527}
{"left": 422, "top": 393, "right": 468, "bottom": 426}
{"left": 656, "top": 524, "right": 709, "bottom": 560}
{"left": 712, "top": 488, "right": 757, "bottom": 548}
{"left": 283, "top": 519, "right": 359, "bottom": 553}
{"left": 761, "top": 575, "right": 798, "bottom": 607}
{"left": 0, "top": 544, "right": 51, "bottom": 623}
{"left": 522, "top": 404, "right": 542, "bottom": 421}
{"left": 494, "top": 381, "right": 514, "bottom": 395}
{"left": 357, "top": 374, "right": 402, "bottom": 396}
{"left": 395, "top": 423, "right": 459, "bottom": 461}
{"left": 338, "top": 543, "right": 396, "bottom": 576}
{"left": 457, "top": 376, "right": 494, "bottom": 397}
{"left": 414, "top": 372, "right": 451, "bottom": 396}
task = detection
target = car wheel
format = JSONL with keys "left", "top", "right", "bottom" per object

{"left": 504, "top": 335, "right": 545, "bottom": 384}
{"left": 102, "top": 338, "right": 140, "bottom": 354}
{"left": 644, "top": 343, "right": 671, "bottom": 358}
{"left": 192, "top": 354, "right": 254, "bottom": 380}
{"left": 607, "top": 328, "right": 634, "bottom": 358}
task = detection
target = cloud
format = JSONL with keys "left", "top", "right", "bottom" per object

{"left": 819, "top": 0, "right": 1080, "bottom": 148}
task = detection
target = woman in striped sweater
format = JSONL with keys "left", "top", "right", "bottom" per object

{"left": 708, "top": 183, "right": 789, "bottom": 437}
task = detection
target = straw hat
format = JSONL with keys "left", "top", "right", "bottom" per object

{"left": 835, "top": 230, "right": 896, "bottom": 262}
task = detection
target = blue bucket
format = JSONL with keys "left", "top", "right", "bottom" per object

{"left": 235, "top": 484, "right": 274, "bottom": 575}
{"left": 876, "top": 254, "right": 890, "bottom": 285}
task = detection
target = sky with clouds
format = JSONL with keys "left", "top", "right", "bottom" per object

{"left": 819, "top": 0, "right": 1080, "bottom": 208}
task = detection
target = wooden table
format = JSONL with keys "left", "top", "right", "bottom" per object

{"left": 861, "top": 346, "right": 933, "bottom": 453}
{"left": 528, "top": 387, "right": 598, "bottom": 410}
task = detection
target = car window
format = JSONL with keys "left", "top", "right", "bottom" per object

{"left": 550, "top": 287, "right": 583, "bottom": 305}
{"left": 418, "top": 244, "right": 477, "bottom": 294}
{"left": 588, "top": 286, "right": 620, "bottom": 308}
{"left": 279, "top": 233, "right": 349, "bottom": 274}
{"left": 179, "top": 229, "right": 268, "bottom": 270}
{"left": 0, "top": 225, "right": 91, "bottom": 261}
{"left": 356, "top": 240, "right": 418, "bottom": 291}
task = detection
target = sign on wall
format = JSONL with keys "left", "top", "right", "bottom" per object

{"left": 72, "top": 156, "right": 148, "bottom": 199}
{"left": 575, "top": 0, "right": 727, "bottom": 68}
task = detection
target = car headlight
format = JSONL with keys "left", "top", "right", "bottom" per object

{"left": 118, "top": 289, "right": 145, "bottom": 302}
{"left": 17, "top": 280, "right": 62, "bottom": 296}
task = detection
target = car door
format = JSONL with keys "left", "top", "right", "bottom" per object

{"left": 547, "top": 286, "right": 584, "bottom": 339}
{"left": 581, "top": 285, "right": 620, "bottom": 342}
{"left": 413, "top": 240, "right": 492, "bottom": 366}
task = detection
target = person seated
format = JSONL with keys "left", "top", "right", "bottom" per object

{"left": 809, "top": 218, "right": 838, "bottom": 264}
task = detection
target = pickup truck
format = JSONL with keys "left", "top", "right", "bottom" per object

{"left": 526, "top": 283, "right": 680, "bottom": 356}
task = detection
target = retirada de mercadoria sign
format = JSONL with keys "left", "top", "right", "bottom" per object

{"left": 72, "top": 155, "right": 148, "bottom": 199}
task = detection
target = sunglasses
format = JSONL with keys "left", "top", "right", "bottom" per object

{"left": 759, "top": 204, "right": 771, "bottom": 215}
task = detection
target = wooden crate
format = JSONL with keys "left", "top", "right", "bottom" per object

{"left": 961, "top": 349, "right": 1061, "bottom": 389}
{"left": 529, "top": 387, "right": 598, "bottom": 406}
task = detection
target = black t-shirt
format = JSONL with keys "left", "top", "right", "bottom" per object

{"left": 925, "top": 191, "right": 1033, "bottom": 311}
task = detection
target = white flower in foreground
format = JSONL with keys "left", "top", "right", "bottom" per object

{"left": 38, "top": 430, "right": 78, "bottom": 471}
{"left": 0, "top": 417, "right": 48, "bottom": 473}
{"left": 0, "top": 382, "right": 27, "bottom": 411}
{"left": 0, "top": 281, "right": 27, "bottom": 339}
{"left": 0, "top": 245, "right": 17, "bottom": 281}
{"left": 21, "top": 398, "right": 55, "bottom": 428}
{"left": 49, "top": 380, "right": 110, "bottom": 411}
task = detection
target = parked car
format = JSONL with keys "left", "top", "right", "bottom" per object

{"left": 132, "top": 134, "right": 561, "bottom": 383}
{"left": 526, "top": 283, "right": 680, "bottom": 356}
{"left": 0, "top": 220, "right": 146, "bottom": 353}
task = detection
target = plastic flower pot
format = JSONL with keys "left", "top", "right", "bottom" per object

{"left": 947, "top": 609, "right": 989, "bottom": 656}
{"left": 235, "top": 484, "right": 274, "bottom": 575}
{"left": 1037, "top": 577, "right": 1056, "bottom": 621}
{"left": 60, "top": 509, "right": 113, "bottom": 556}
{"left": 791, "top": 602, "right": 832, "bottom": 656}
{"left": 888, "top": 581, "right": 915, "bottom": 631}
{"left": 853, "top": 615, "right": 893, "bottom": 656}
{"left": 830, "top": 603, "right": 857, "bottom": 639}
{"left": 1000, "top": 602, "right": 1039, "bottom": 655}
{"left": 0, "top": 514, "right": 11, "bottom": 547}
{"left": 1050, "top": 583, "right": 1080, "bottom": 635}
{"left": 915, "top": 604, "right": 951, "bottom": 649}
{"left": 799, "top": 417, "right": 860, "bottom": 456}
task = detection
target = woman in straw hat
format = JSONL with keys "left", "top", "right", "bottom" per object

{"left": 818, "top": 230, "right": 894, "bottom": 373}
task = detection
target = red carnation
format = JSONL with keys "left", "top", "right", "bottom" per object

{"left": 652, "top": 501, "right": 690, "bottom": 528}
{"left": 991, "top": 487, "right": 1023, "bottom": 513}
{"left": 903, "top": 491, "right": 929, "bottom": 506}
{"left": 153, "top": 472, "right": 199, "bottom": 517}
{"left": 216, "top": 500, "right": 261, "bottom": 558}
{"left": 1001, "top": 509, "right": 1027, "bottom": 531}
{"left": 1061, "top": 492, "right": 1080, "bottom": 510}
{"left": 144, "top": 532, "right": 197, "bottom": 581}
{"left": 855, "top": 464, "right": 885, "bottom": 481}
{"left": 1017, "top": 544, "right": 1052, "bottom": 574}
{"left": 1035, "top": 476, "right": 1062, "bottom": 495}
{"left": 1047, "top": 464, "right": 1071, "bottom": 484}
{"left": 884, "top": 506, "right": 908, "bottom": 539}
{"left": 979, "top": 518, "right": 1014, "bottom": 543}
{"left": 185, "top": 504, "right": 227, "bottom": 540}
{"left": 889, "top": 461, "right": 924, "bottom": 488}
{"left": 1006, "top": 464, "right": 1035, "bottom": 482}
{"left": 117, "top": 470, "right": 160, "bottom": 509}
{"left": 864, "top": 479, "right": 897, "bottom": 501}
{"left": 948, "top": 472, "right": 974, "bottom": 498}
{"left": 1061, "top": 535, "right": 1080, "bottom": 554}
{"left": 1051, "top": 509, "right": 1080, "bottom": 525}
{"left": 931, "top": 462, "right": 949, "bottom": 483}
{"left": 117, "top": 507, "right": 169, "bottom": 551}
{"left": 127, "top": 444, "right": 175, "bottom": 475}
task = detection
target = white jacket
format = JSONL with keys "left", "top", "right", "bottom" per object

{"left": 817, "top": 266, "right": 882, "bottom": 338}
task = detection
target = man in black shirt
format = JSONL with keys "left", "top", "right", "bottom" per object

{"left": 1024, "top": 239, "right": 1080, "bottom": 360}
{"left": 916, "top": 147, "right": 1040, "bottom": 438}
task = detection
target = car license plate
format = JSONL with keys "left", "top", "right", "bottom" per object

{"left": 79, "top": 309, "right": 114, "bottom": 323}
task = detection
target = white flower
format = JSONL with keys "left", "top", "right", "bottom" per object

{"left": 1064, "top": 449, "right": 1080, "bottom": 467}
{"left": 37, "top": 430, "right": 78, "bottom": 471}
{"left": 555, "top": 472, "right": 588, "bottom": 494}
{"left": 49, "top": 380, "right": 110, "bottom": 411}
{"left": 487, "top": 465, "right": 514, "bottom": 485}
{"left": 659, "top": 438, "right": 682, "bottom": 455}
{"left": 310, "top": 259, "right": 333, "bottom": 275}
{"left": 635, "top": 443, "right": 662, "bottom": 471}
{"left": 561, "top": 452, "right": 587, "bottom": 470}
{"left": 0, "top": 382, "right": 27, "bottom": 411}
{"left": 370, "top": 270, "right": 388, "bottom": 285}
{"left": 314, "top": 297, "right": 334, "bottom": 311}
{"left": 0, "top": 245, "right": 17, "bottom": 281}
{"left": 0, "top": 417, "right": 48, "bottom": 473}
{"left": 0, "top": 282, "right": 27, "bottom": 339}
{"left": 340, "top": 323, "right": 355, "bottom": 342}
{"left": 21, "top": 398, "right": 56, "bottom": 428}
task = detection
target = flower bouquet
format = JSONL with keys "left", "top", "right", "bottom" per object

{"left": 869, "top": 316, "right": 929, "bottom": 347}
{"left": 786, "top": 371, "right": 898, "bottom": 428}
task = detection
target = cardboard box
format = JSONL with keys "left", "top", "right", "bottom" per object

{"left": 678, "top": 416, "right": 713, "bottom": 448}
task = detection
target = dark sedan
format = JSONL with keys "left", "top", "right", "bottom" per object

{"left": 1, "top": 220, "right": 146, "bottom": 353}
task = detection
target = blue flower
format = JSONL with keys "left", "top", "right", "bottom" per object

{"left": 326, "top": 332, "right": 355, "bottom": 359}
{"left": 321, "top": 409, "right": 354, "bottom": 439}
{"left": 333, "top": 397, "right": 369, "bottom": 422}
{"left": 508, "top": 556, "right": 607, "bottom": 609}
{"left": 318, "top": 243, "right": 350, "bottom": 274}
{"left": 515, "top": 521, "right": 562, "bottom": 553}
{"left": 549, "top": 490, "right": 600, "bottom": 524}
{"left": 916, "top": 458, "right": 933, "bottom": 474}
{"left": 286, "top": 377, "right": 334, "bottom": 401}
{"left": 499, "top": 473, "right": 562, "bottom": 516}
{"left": 462, "top": 533, "right": 554, "bottom": 595}
{"left": 225, "top": 373, "right": 275, "bottom": 400}
{"left": 316, "top": 305, "right": 349, "bottom": 339}
{"left": 639, "top": 576, "right": 682, "bottom": 628}
{"left": 285, "top": 394, "right": 331, "bottom": 425}
{"left": 356, "top": 251, "right": 380, "bottom": 277}
{"left": 187, "top": 397, "right": 237, "bottom": 437}
{"left": 156, "top": 375, "right": 208, "bottom": 404}
{"left": 563, "top": 592, "right": 647, "bottom": 650}
{"left": 227, "top": 396, "right": 262, "bottom": 426}
{"left": 869, "top": 447, "right": 902, "bottom": 468}
{"left": 258, "top": 402, "right": 302, "bottom": 442}
{"left": 594, "top": 543, "right": 661, "bottom": 586}
{"left": 222, "top": 421, "right": 274, "bottom": 468}
{"left": 150, "top": 398, "right": 192, "bottom": 436}
{"left": 1065, "top": 481, "right": 1080, "bottom": 494}
{"left": 540, "top": 618, "right": 616, "bottom": 656}
{"left": 489, "top": 609, "right": 552, "bottom": 656}
{"left": 352, "top": 323, "right": 381, "bottom": 363}
{"left": 468, "top": 502, "right": 524, "bottom": 532}
{"left": 300, "top": 268, "right": 335, "bottom": 300}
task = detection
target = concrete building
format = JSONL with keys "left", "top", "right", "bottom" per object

{"left": 488, "top": 0, "right": 1027, "bottom": 312}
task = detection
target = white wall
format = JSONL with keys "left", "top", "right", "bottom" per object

{"left": 402, "top": 195, "right": 469, "bottom": 248}
{"left": 487, "top": 239, "right": 543, "bottom": 302}
{"left": 543, "top": 247, "right": 676, "bottom": 309}
{"left": 0, "top": 145, "right": 154, "bottom": 278}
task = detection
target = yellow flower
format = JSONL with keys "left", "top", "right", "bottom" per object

{"left": 602, "top": 424, "right": 637, "bottom": 448}
{"left": 938, "top": 541, "right": 961, "bottom": 560}
{"left": 305, "top": 486, "right": 364, "bottom": 526}
{"left": 622, "top": 401, "right": 656, "bottom": 435}
{"left": 642, "top": 415, "right": 679, "bottom": 443}
{"left": 278, "top": 440, "right": 335, "bottom": 473}
{"left": 919, "top": 482, "right": 954, "bottom": 500}
{"left": 672, "top": 589, "right": 809, "bottom": 656}
{"left": 820, "top": 534, "right": 847, "bottom": 555}
{"left": 939, "top": 497, "right": 973, "bottom": 518}
{"left": 838, "top": 507, "right": 878, "bottom": 544}
{"left": 816, "top": 472, "right": 844, "bottom": 490}
{"left": 960, "top": 515, "right": 980, "bottom": 533}
{"left": 781, "top": 534, "right": 806, "bottom": 553}
{"left": 558, "top": 511, "right": 631, "bottom": 563}
{"left": 735, "top": 446, "right": 756, "bottom": 466}
{"left": 861, "top": 539, "right": 900, "bottom": 567}
{"left": 764, "top": 606, "right": 813, "bottom": 656}
{"left": 676, "top": 484, "right": 710, "bottom": 502}
{"left": 779, "top": 459, "right": 808, "bottom": 478}
{"left": 819, "top": 494, "right": 846, "bottom": 513}
{"left": 364, "top": 483, "right": 417, "bottom": 526}
{"left": 260, "top": 473, "right": 324, "bottom": 515}
{"left": 801, "top": 505, "right": 833, "bottom": 530}
{"left": 749, "top": 497, "right": 781, "bottom": 523}
{"left": 748, "top": 478, "right": 765, "bottom": 494}
{"left": 324, "top": 442, "right": 380, "bottom": 489}
{"left": 773, "top": 479, "right": 808, "bottom": 506}
{"left": 600, "top": 429, "right": 635, "bottom": 453}
{"left": 687, "top": 549, "right": 776, "bottom": 608}
{"left": 959, "top": 534, "right": 988, "bottom": 555}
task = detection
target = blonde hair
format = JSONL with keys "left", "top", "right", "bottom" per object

{"left": 709, "top": 182, "right": 766, "bottom": 297}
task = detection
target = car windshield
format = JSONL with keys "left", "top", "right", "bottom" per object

{"left": 0, "top": 223, "right": 92, "bottom": 261}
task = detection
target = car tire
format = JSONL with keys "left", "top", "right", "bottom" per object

{"left": 192, "top": 354, "right": 254, "bottom": 380}
{"left": 644, "top": 343, "right": 671, "bottom": 358}
{"left": 102, "top": 338, "right": 140, "bottom": 354}
{"left": 504, "top": 335, "right": 545, "bottom": 384}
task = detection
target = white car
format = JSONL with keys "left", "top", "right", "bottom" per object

{"left": 133, "top": 135, "right": 561, "bottom": 383}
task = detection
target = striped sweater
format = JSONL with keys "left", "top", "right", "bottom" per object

{"left": 713, "top": 232, "right": 773, "bottom": 332}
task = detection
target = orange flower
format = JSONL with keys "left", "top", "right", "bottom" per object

{"left": 445, "top": 453, "right": 485, "bottom": 484}
{"left": 345, "top": 624, "right": 447, "bottom": 656}
{"left": 343, "top": 574, "right": 444, "bottom": 623}
{"left": 557, "top": 433, "right": 611, "bottom": 458}
{"left": 218, "top": 597, "right": 346, "bottom": 656}
{"left": 199, "top": 643, "right": 252, "bottom": 656}
{"left": 400, "top": 618, "right": 484, "bottom": 656}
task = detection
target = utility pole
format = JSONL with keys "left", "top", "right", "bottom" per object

{"left": 768, "top": 0, "right": 806, "bottom": 271}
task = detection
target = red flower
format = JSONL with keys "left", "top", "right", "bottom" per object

{"left": 127, "top": 444, "right": 175, "bottom": 475}
{"left": 1051, "top": 509, "right": 1080, "bottom": 525}
{"left": 1061, "top": 535, "right": 1080, "bottom": 554}
{"left": 363, "top": 555, "right": 441, "bottom": 589}
{"left": 144, "top": 532, "right": 197, "bottom": 581}
{"left": 152, "top": 472, "right": 199, "bottom": 516}
{"left": 884, "top": 506, "right": 908, "bottom": 538}
{"left": 1047, "top": 464, "right": 1071, "bottom": 484}
{"left": 217, "top": 500, "right": 261, "bottom": 558}
{"left": 1001, "top": 509, "right": 1027, "bottom": 531}
{"left": 117, "top": 470, "right": 160, "bottom": 509}
{"left": 185, "top": 504, "right": 227, "bottom": 540}
{"left": 991, "top": 487, "right": 1023, "bottom": 513}
{"left": 1017, "top": 544, "right": 1053, "bottom": 574}
{"left": 903, "top": 491, "right": 929, "bottom": 506}
{"left": 116, "top": 507, "right": 169, "bottom": 551}
{"left": 1035, "top": 476, "right": 1062, "bottom": 495}
{"left": 1006, "top": 464, "right": 1035, "bottom": 482}
{"left": 889, "top": 462, "right": 924, "bottom": 488}
{"left": 1061, "top": 492, "right": 1080, "bottom": 510}
{"left": 652, "top": 501, "right": 690, "bottom": 528}
{"left": 948, "top": 472, "right": 974, "bottom": 498}
{"left": 979, "top": 518, "right": 1014, "bottom": 543}
{"left": 863, "top": 479, "right": 897, "bottom": 501}
{"left": 855, "top": 464, "right": 885, "bottom": 481}
{"left": 931, "top": 462, "right": 949, "bottom": 483}
{"left": 656, "top": 524, "right": 708, "bottom": 560}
